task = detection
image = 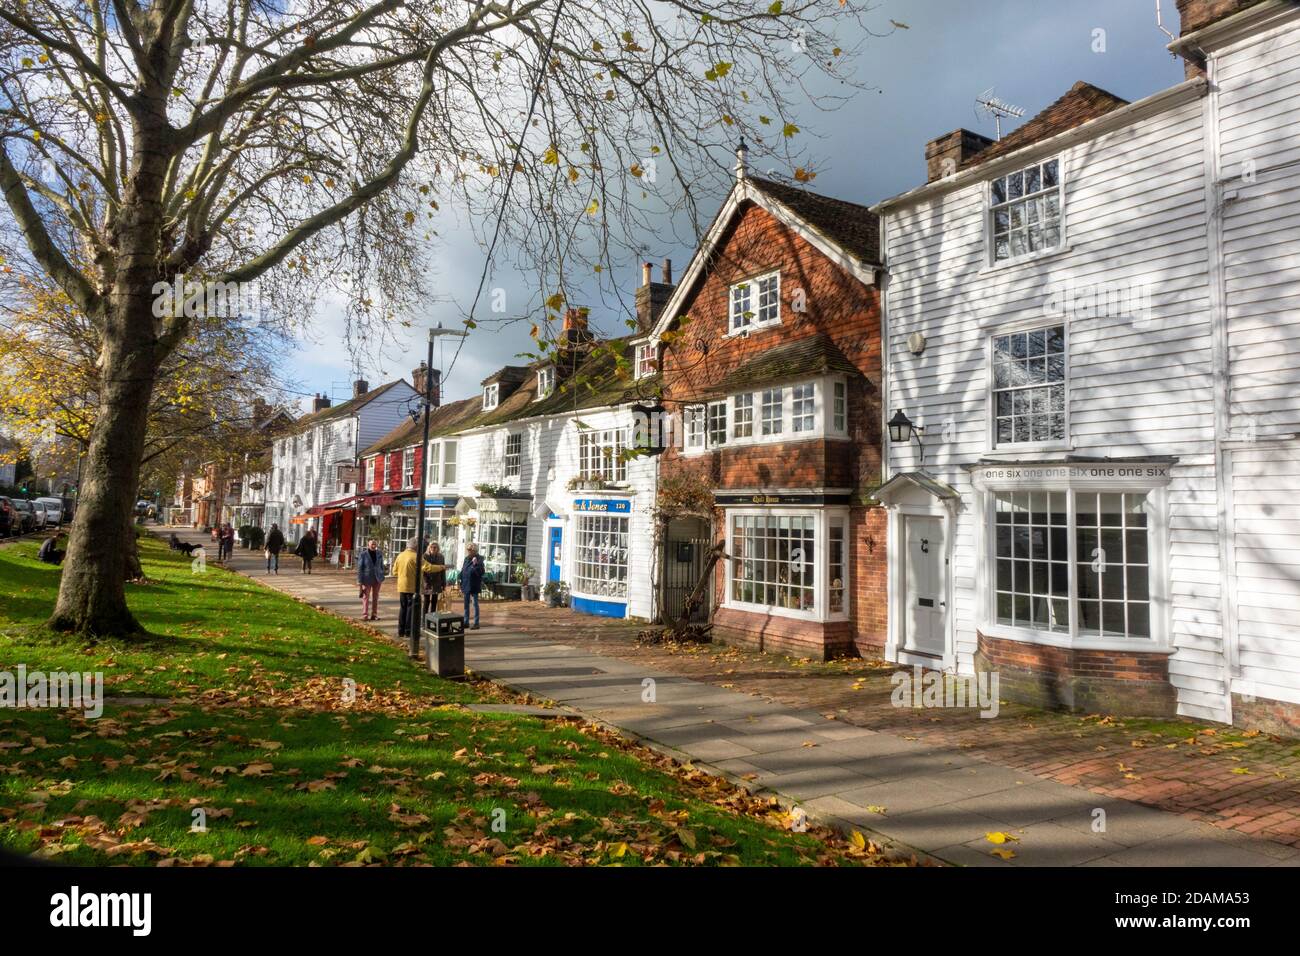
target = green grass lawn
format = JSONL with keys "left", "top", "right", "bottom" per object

{"left": 0, "top": 534, "right": 896, "bottom": 866}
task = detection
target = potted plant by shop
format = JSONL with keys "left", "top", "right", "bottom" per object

{"left": 515, "top": 562, "right": 536, "bottom": 602}
{"left": 542, "top": 580, "right": 569, "bottom": 608}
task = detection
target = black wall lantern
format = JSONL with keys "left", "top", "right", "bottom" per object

{"left": 887, "top": 409, "right": 925, "bottom": 465}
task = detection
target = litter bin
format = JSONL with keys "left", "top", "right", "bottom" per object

{"left": 424, "top": 611, "right": 466, "bottom": 678}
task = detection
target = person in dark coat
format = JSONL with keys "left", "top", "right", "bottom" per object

{"left": 357, "top": 538, "right": 386, "bottom": 621}
{"left": 295, "top": 528, "right": 318, "bottom": 574}
{"left": 422, "top": 542, "right": 448, "bottom": 619}
{"left": 264, "top": 524, "right": 285, "bottom": 574}
{"left": 37, "top": 532, "right": 65, "bottom": 565}
{"left": 460, "top": 543, "right": 485, "bottom": 630}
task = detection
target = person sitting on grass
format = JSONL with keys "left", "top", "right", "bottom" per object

{"left": 392, "top": 537, "right": 445, "bottom": 643}
{"left": 37, "top": 532, "right": 65, "bottom": 565}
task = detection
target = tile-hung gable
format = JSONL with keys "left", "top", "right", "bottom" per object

{"left": 871, "top": 0, "right": 1300, "bottom": 732}
{"left": 647, "top": 145, "right": 887, "bottom": 660}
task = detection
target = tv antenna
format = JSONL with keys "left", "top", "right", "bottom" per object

{"left": 976, "top": 88, "right": 1026, "bottom": 140}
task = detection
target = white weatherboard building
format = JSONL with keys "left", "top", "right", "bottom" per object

{"left": 266, "top": 378, "right": 418, "bottom": 551}
{"left": 359, "top": 311, "right": 663, "bottom": 621}
{"left": 872, "top": 0, "right": 1300, "bottom": 729}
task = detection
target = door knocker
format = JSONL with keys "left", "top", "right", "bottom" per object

{"left": 920, "top": 538, "right": 929, "bottom": 554}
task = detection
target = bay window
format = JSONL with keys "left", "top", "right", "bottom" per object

{"left": 726, "top": 509, "right": 849, "bottom": 621}
{"left": 990, "top": 487, "right": 1157, "bottom": 642}
{"left": 475, "top": 509, "right": 529, "bottom": 583}
{"left": 791, "top": 384, "right": 815, "bottom": 433}
{"left": 572, "top": 513, "right": 629, "bottom": 599}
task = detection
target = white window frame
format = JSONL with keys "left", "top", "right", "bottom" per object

{"left": 685, "top": 405, "right": 706, "bottom": 451}
{"left": 504, "top": 432, "right": 522, "bottom": 479}
{"left": 723, "top": 507, "right": 850, "bottom": 623}
{"left": 832, "top": 379, "right": 848, "bottom": 435}
{"left": 791, "top": 383, "right": 816, "bottom": 434}
{"left": 579, "top": 428, "right": 628, "bottom": 483}
{"left": 571, "top": 513, "right": 630, "bottom": 600}
{"left": 402, "top": 447, "right": 415, "bottom": 488}
{"left": 482, "top": 383, "right": 499, "bottom": 411}
{"left": 728, "top": 270, "right": 781, "bottom": 334}
{"left": 706, "top": 401, "right": 728, "bottom": 447}
{"left": 442, "top": 441, "right": 458, "bottom": 487}
{"left": 635, "top": 343, "right": 656, "bottom": 379}
{"left": 536, "top": 366, "right": 555, "bottom": 400}
{"left": 971, "top": 472, "right": 1171, "bottom": 653}
{"left": 760, "top": 388, "right": 784, "bottom": 436}
{"left": 986, "top": 155, "right": 1065, "bottom": 266}
{"left": 732, "top": 393, "right": 754, "bottom": 439}
{"left": 986, "top": 319, "right": 1070, "bottom": 453}
{"left": 426, "top": 442, "right": 442, "bottom": 486}
{"left": 366, "top": 456, "right": 377, "bottom": 489}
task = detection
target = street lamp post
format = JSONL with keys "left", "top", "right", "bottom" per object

{"left": 409, "top": 324, "right": 466, "bottom": 658}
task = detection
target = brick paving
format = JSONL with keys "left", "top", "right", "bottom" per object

{"left": 182, "top": 530, "right": 1300, "bottom": 865}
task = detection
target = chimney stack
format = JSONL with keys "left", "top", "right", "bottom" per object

{"left": 311, "top": 393, "right": 331, "bottom": 413}
{"left": 1172, "top": 0, "right": 1258, "bottom": 79}
{"left": 735, "top": 138, "right": 749, "bottom": 181}
{"left": 924, "top": 129, "right": 994, "bottom": 183}
{"left": 635, "top": 259, "right": 676, "bottom": 332}
{"left": 352, "top": 378, "right": 369, "bottom": 398}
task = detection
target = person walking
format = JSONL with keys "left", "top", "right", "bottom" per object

{"left": 264, "top": 523, "right": 285, "bottom": 574}
{"left": 357, "top": 538, "right": 386, "bottom": 621}
{"left": 220, "top": 523, "right": 235, "bottom": 561}
{"left": 295, "top": 528, "right": 318, "bottom": 574}
{"left": 391, "top": 537, "right": 445, "bottom": 643}
{"left": 421, "top": 541, "right": 447, "bottom": 620}
{"left": 459, "top": 543, "right": 486, "bottom": 631}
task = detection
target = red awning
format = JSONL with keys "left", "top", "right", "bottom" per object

{"left": 306, "top": 495, "right": 358, "bottom": 516}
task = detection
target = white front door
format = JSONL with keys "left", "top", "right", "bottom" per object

{"left": 903, "top": 515, "right": 946, "bottom": 657}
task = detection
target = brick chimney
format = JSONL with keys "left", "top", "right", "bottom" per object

{"left": 635, "top": 259, "right": 675, "bottom": 332}
{"left": 352, "top": 378, "right": 369, "bottom": 398}
{"left": 412, "top": 362, "right": 441, "bottom": 408}
{"left": 557, "top": 306, "right": 594, "bottom": 376}
{"left": 924, "top": 129, "right": 995, "bottom": 183}
{"left": 311, "top": 393, "right": 331, "bottom": 412}
{"left": 1173, "top": 0, "right": 1265, "bottom": 79}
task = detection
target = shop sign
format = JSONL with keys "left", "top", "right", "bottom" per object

{"left": 976, "top": 463, "right": 1171, "bottom": 483}
{"left": 572, "top": 498, "right": 632, "bottom": 514}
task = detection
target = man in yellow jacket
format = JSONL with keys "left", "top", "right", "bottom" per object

{"left": 392, "top": 537, "right": 445, "bottom": 643}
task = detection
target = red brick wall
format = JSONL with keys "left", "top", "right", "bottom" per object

{"left": 386, "top": 452, "right": 401, "bottom": 491}
{"left": 411, "top": 445, "right": 424, "bottom": 489}
{"left": 659, "top": 200, "right": 886, "bottom": 658}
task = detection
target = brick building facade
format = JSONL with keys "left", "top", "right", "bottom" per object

{"left": 649, "top": 150, "right": 886, "bottom": 660}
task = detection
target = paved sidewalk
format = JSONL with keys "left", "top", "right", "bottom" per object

{"left": 179, "top": 529, "right": 1299, "bottom": 867}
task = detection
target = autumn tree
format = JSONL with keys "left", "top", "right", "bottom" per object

{"left": 0, "top": 0, "right": 879, "bottom": 636}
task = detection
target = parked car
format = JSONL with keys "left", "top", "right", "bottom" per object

{"left": 0, "top": 497, "right": 13, "bottom": 537}
{"left": 9, "top": 499, "right": 36, "bottom": 535}
{"left": 30, "top": 500, "right": 49, "bottom": 530}
{"left": 35, "top": 497, "right": 64, "bottom": 525}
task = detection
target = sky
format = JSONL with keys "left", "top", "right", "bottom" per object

{"left": 291, "top": 0, "right": 1189, "bottom": 412}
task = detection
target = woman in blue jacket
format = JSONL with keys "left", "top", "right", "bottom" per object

{"left": 357, "top": 538, "right": 386, "bottom": 621}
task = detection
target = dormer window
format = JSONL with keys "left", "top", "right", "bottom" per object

{"left": 536, "top": 366, "right": 555, "bottom": 399}
{"left": 635, "top": 343, "right": 656, "bottom": 379}
{"left": 729, "top": 271, "right": 780, "bottom": 333}
{"left": 482, "top": 383, "right": 499, "bottom": 410}
{"left": 990, "top": 157, "right": 1062, "bottom": 263}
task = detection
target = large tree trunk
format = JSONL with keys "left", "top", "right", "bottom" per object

{"left": 48, "top": 120, "right": 169, "bottom": 637}
{"left": 48, "top": 321, "right": 159, "bottom": 636}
